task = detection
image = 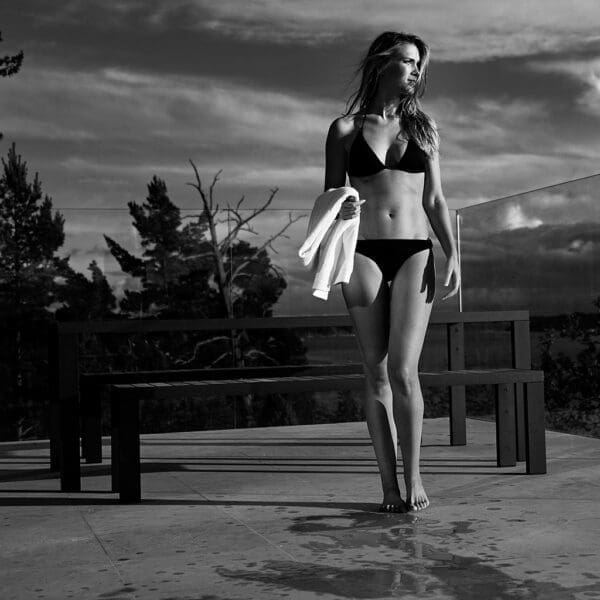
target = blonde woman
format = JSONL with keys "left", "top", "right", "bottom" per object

{"left": 324, "top": 31, "right": 460, "bottom": 512}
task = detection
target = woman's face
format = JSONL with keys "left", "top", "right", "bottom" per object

{"left": 381, "top": 43, "right": 421, "bottom": 94}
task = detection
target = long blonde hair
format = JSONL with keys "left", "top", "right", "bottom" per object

{"left": 344, "top": 31, "right": 439, "bottom": 154}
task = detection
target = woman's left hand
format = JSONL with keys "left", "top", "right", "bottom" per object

{"left": 442, "top": 255, "right": 461, "bottom": 300}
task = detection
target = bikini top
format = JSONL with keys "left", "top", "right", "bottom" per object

{"left": 347, "top": 115, "right": 427, "bottom": 177}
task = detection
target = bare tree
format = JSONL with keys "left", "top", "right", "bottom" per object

{"left": 186, "top": 160, "right": 305, "bottom": 319}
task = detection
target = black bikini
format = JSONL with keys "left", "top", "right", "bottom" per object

{"left": 348, "top": 114, "right": 433, "bottom": 284}
{"left": 354, "top": 238, "right": 433, "bottom": 283}
{"left": 347, "top": 114, "right": 427, "bottom": 177}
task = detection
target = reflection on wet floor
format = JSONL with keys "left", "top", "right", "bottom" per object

{"left": 217, "top": 511, "right": 600, "bottom": 599}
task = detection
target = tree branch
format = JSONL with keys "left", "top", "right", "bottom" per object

{"left": 172, "top": 334, "right": 230, "bottom": 366}
{"left": 187, "top": 161, "right": 221, "bottom": 218}
{"left": 219, "top": 187, "right": 279, "bottom": 254}
{"left": 244, "top": 348, "right": 279, "bottom": 365}
{"left": 226, "top": 213, "right": 304, "bottom": 284}
{"left": 186, "top": 162, "right": 232, "bottom": 317}
{"left": 181, "top": 251, "right": 214, "bottom": 262}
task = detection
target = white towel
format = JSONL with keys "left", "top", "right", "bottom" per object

{"left": 298, "top": 186, "right": 360, "bottom": 300}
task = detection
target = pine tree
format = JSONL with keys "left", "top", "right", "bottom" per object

{"left": 0, "top": 144, "right": 119, "bottom": 439}
{"left": 105, "top": 175, "right": 216, "bottom": 318}
{"left": 0, "top": 143, "right": 65, "bottom": 321}
{"left": 0, "top": 144, "right": 65, "bottom": 439}
{"left": 55, "top": 260, "right": 117, "bottom": 320}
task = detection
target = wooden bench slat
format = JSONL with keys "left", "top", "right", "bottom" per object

{"left": 110, "top": 369, "right": 543, "bottom": 403}
{"left": 81, "top": 363, "right": 365, "bottom": 385}
{"left": 57, "top": 310, "right": 531, "bottom": 334}
{"left": 112, "top": 368, "right": 543, "bottom": 391}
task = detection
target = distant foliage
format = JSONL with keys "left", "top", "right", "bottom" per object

{"left": 537, "top": 297, "right": 600, "bottom": 437}
{"left": 104, "top": 175, "right": 217, "bottom": 320}
{"left": 0, "top": 31, "right": 23, "bottom": 78}
{"left": 0, "top": 144, "right": 66, "bottom": 322}
{"left": 0, "top": 144, "right": 113, "bottom": 439}
{"left": 0, "top": 32, "right": 24, "bottom": 140}
{"left": 0, "top": 144, "right": 66, "bottom": 440}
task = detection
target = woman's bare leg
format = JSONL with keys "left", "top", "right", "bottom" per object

{"left": 342, "top": 253, "right": 405, "bottom": 511}
{"left": 388, "top": 248, "right": 435, "bottom": 511}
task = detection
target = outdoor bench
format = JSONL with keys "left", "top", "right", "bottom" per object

{"left": 110, "top": 367, "right": 544, "bottom": 502}
{"left": 49, "top": 310, "right": 545, "bottom": 501}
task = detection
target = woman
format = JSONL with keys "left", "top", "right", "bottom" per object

{"left": 324, "top": 31, "right": 460, "bottom": 512}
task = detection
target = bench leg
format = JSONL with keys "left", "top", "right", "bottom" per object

{"left": 495, "top": 383, "right": 516, "bottom": 467}
{"left": 515, "top": 383, "right": 526, "bottom": 462}
{"left": 449, "top": 386, "right": 467, "bottom": 445}
{"left": 48, "top": 327, "right": 60, "bottom": 472}
{"left": 111, "top": 390, "right": 141, "bottom": 503}
{"left": 525, "top": 382, "right": 546, "bottom": 474}
{"left": 81, "top": 384, "right": 103, "bottom": 464}
{"left": 56, "top": 330, "right": 81, "bottom": 492}
{"left": 49, "top": 402, "right": 61, "bottom": 471}
{"left": 110, "top": 393, "right": 120, "bottom": 493}
{"left": 59, "top": 393, "right": 81, "bottom": 492}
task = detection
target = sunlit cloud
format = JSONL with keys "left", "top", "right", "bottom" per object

{"left": 579, "top": 70, "right": 600, "bottom": 115}
{"left": 2, "top": 64, "right": 335, "bottom": 151}
{"left": 502, "top": 204, "right": 543, "bottom": 230}
{"left": 527, "top": 56, "right": 600, "bottom": 116}
{"left": 0, "top": 63, "right": 334, "bottom": 210}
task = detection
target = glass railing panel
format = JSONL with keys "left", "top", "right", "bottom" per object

{"left": 457, "top": 174, "right": 600, "bottom": 435}
{"left": 457, "top": 174, "right": 599, "bottom": 316}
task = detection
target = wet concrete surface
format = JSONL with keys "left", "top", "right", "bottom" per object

{"left": 1, "top": 418, "right": 600, "bottom": 600}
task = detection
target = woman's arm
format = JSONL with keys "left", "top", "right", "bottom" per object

{"left": 423, "top": 151, "right": 461, "bottom": 299}
{"left": 324, "top": 118, "right": 348, "bottom": 191}
{"left": 324, "top": 117, "right": 363, "bottom": 219}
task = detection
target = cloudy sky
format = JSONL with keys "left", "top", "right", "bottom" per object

{"left": 1, "top": 1, "right": 599, "bottom": 315}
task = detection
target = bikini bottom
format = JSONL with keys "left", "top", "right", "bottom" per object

{"left": 354, "top": 238, "right": 433, "bottom": 282}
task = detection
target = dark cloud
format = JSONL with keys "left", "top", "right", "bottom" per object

{"left": 460, "top": 222, "right": 599, "bottom": 314}
{"left": 4, "top": 1, "right": 356, "bottom": 102}
{"left": 429, "top": 48, "right": 600, "bottom": 147}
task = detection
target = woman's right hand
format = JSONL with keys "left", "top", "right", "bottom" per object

{"left": 339, "top": 197, "right": 366, "bottom": 220}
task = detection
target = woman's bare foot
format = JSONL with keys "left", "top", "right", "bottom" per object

{"left": 405, "top": 476, "right": 429, "bottom": 511}
{"left": 379, "top": 487, "right": 408, "bottom": 513}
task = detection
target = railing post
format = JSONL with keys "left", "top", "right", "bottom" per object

{"left": 495, "top": 383, "right": 517, "bottom": 467}
{"left": 57, "top": 328, "right": 81, "bottom": 491}
{"left": 110, "top": 387, "right": 120, "bottom": 493}
{"left": 525, "top": 381, "right": 546, "bottom": 474}
{"left": 48, "top": 323, "right": 60, "bottom": 471}
{"left": 511, "top": 319, "right": 532, "bottom": 462}
{"left": 81, "top": 379, "right": 103, "bottom": 464}
{"left": 455, "top": 211, "right": 463, "bottom": 313}
{"left": 111, "top": 387, "right": 141, "bottom": 503}
{"left": 447, "top": 322, "right": 466, "bottom": 445}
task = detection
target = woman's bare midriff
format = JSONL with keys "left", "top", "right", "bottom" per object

{"left": 350, "top": 170, "right": 429, "bottom": 240}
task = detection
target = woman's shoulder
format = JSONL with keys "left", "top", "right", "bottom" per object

{"left": 328, "top": 114, "right": 361, "bottom": 138}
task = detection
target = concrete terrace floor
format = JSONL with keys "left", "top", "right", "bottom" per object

{"left": 1, "top": 418, "right": 600, "bottom": 600}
